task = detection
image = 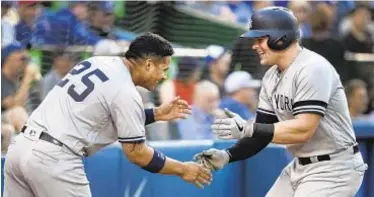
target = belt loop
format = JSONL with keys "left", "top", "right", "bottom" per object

{"left": 20, "top": 125, "right": 27, "bottom": 133}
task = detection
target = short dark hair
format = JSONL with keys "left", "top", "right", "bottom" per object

{"left": 125, "top": 32, "right": 174, "bottom": 60}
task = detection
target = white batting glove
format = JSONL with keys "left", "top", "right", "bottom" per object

{"left": 211, "top": 108, "right": 254, "bottom": 139}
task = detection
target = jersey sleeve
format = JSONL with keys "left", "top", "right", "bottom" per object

{"left": 256, "top": 84, "right": 279, "bottom": 124}
{"left": 292, "top": 65, "right": 332, "bottom": 117}
{"left": 109, "top": 89, "right": 146, "bottom": 143}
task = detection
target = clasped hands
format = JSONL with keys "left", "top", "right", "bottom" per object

{"left": 193, "top": 109, "right": 254, "bottom": 172}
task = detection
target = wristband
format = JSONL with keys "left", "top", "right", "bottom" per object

{"left": 142, "top": 149, "right": 166, "bottom": 173}
{"left": 144, "top": 109, "right": 155, "bottom": 125}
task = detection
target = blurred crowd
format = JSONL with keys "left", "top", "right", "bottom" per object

{"left": 1, "top": 1, "right": 374, "bottom": 155}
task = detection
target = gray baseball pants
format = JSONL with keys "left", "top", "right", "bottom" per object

{"left": 266, "top": 147, "right": 367, "bottom": 197}
{"left": 3, "top": 128, "right": 91, "bottom": 197}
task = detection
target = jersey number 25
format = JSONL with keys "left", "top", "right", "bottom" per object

{"left": 57, "top": 61, "right": 109, "bottom": 102}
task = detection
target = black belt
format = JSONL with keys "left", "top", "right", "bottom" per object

{"left": 298, "top": 145, "right": 359, "bottom": 166}
{"left": 21, "top": 126, "right": 64, "bottom": 147}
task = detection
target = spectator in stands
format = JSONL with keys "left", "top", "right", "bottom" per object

{"left": 1, "top": 42, "right": 40, "bottom": 111}
{"left": 345, "top": 79, "right": 370, "bottom": 120}
{"left": 159, "top": 56, "right": 201, "bottom": 105}
{"left": 219, "top": 71, "right": 260, "bottom": 120}
{"left": 1, "top": 1, "right": 15, "bottom": 47}
{"left": 226, "top": 1, "right": 251, "bottom": 25}
{"left": 40, "top": 50, "right": 75, "bottom": 99}
{"left": 15, "top": 1, "right": 39, "bottom": 48}
{"left": 33, "top": 1, "right": 102, "bottom": 46}
{"left": 301, "top": 5, "right": 350, "bottom": 83}
{"left": 339, "top": 1, "right": 374, "bottom": 36}
{"left": 183, "top": 1, "right": 237, "bottom": 23}
{"left": 177, "top": 80, "right": 222, "bottom": 140}
{"left": 88, "top": 1, "right": 118, "bottom": 40}
{"left": 342, "top": 5, "right": 374, "bottom": 53}
{"left": 202, "top": 45, "right": 231, "bottom": 97}
{"left": 288, "top": 1, "right": 312, "bottom": 39}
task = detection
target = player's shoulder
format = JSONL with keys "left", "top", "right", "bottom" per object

{"left": 297, "top": 48, "right": 333, "bottom": 73}
{"left": 88, "top": 56, "right": 140, "bottom": 101}
{"left": 87, "top": 56, "right": 123, "bottom": 69}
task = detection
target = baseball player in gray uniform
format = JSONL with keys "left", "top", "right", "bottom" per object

{"left": 4, "top": 32, "right": 212, "bottom": 197}
{"left": 194, "top": 7, "right": 367, "bottom": 197}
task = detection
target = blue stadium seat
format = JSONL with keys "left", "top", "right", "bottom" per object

{"left": 84, "top": 144, "right": 123, "bottom": 197}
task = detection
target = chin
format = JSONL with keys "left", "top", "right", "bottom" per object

{"left": 144, "top": 86, "right": 153, "bottom": 91}
{"left": 260, "top": 60, "right": 268, "bottom": 66}
{"left": 260, "top": 59, "right": 274, "bottom": 67}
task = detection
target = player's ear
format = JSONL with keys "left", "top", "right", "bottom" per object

{"left": 144, "top": 59, "right": 152, "bottom": 71}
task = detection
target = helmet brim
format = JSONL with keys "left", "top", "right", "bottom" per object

{"left": 240, "top": 30, "right": 269, "bottom": 38}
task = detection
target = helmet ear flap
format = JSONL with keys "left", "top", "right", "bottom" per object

{"left": 267, "top": 33, "right": 287, "bottom": 50}
{"left": 267, "top": 31, "right": 296, "bottom": 50}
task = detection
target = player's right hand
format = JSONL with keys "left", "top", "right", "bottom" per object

{"left": 211, "top": 108, "right": 253, "bottom": 139}
{"left": 180, "top": 162, "right": 212, "bottom": 189}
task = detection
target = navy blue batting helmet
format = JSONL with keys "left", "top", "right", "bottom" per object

{"left": 241, "top": 6, "right": 300, "bottom": 51}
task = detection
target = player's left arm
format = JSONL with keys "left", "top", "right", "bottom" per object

{"left": 248, "top": 64, "right": 332, "bottom": 144}
{"left": 271, "top": 65, "right": 331, "bottom": 144}
{"left": 206, "top": 65, "right": 333, "bottom": 165}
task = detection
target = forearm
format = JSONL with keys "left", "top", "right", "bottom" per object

{"left": 272, "top": 119, "right": 314, "bottom": 144}
{"left": 124, "top": 142, "right": 184, "bottom": 176}
{"left": 224, "top": 119, "right": 311, "bottom": 162}
{"left": 226, "top": 136, "right": 271, "bottom": 163}
{"left": 145, "top": 107, "right": 167, "bottom": 123}
{"left": 159, "top": 156, "right": 185, "bottom": 176}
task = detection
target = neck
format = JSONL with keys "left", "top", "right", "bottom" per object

{"left": 122, "top": 57, "right": 141, "bottom": 86}
{"left": 276, "top": 44, "right": 302, "bottom": 72}
{"left": 349, "top": 106, "right": 360, "bottom": 118}
{"left": 210, "top": 71, "right": 224, "bottom": 86}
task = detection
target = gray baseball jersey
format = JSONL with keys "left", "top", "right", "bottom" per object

{"left": 257, "top": 48, "right": 357, "bottom": 157}
{"left": 26, "top": 56, "right": 146, "bottom": 156}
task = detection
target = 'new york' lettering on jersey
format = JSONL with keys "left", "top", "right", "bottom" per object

{"left": 257, "top": 48, "right": 357, "bottom": 157}
{"left": 26, "top": 57, "right": 146, "bottom": 156}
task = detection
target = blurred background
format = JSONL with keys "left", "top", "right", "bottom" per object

{"left": 1, "top": 1, "right": 374, "bottom": 197}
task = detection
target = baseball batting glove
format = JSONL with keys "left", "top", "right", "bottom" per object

{"left": 211, "top": 108, "right": 254, "bottom": 139}
{"left": 193, "top": 148, "right": 230, "bottom": 171}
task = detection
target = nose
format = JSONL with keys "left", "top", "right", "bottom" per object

{"left": 252, "top": 40, "right": 259, "bottom": 50}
